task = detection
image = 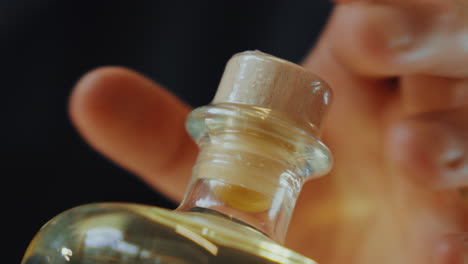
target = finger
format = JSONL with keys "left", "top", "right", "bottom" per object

{"left": 387, "top": 108, "right": 468, "bottom": 189}
{"left": 69, "top": 67, "right": 197, "bottom": 201}
{"left": 328, "top": 2, "right": 468, "bottom": 78}
{"left": 400, "top": 75, "right": 468, "bottom": 115}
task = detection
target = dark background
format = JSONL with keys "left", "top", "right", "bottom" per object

{"left": 3, "top": 1, "right": 333, "bottom": 262}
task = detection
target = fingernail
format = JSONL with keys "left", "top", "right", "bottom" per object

{"left": 436, "top": 125, "right": 467, "bottom": 189}
{"left": 364, "top": 5, "right": 418, "bottom": 54}
{"left": 420, "top": 121, "right": 466, "bottom": 189}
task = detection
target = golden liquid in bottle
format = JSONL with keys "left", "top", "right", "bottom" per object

{"left": 22, "top": 202, "right": 316, "bottom": 264}
{"left": 213, "top": 183, "right": 272, "bottom": 213}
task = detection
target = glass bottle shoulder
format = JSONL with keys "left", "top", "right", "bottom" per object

{"left": 23, "top": 203, "right": 317, "bottom": 264}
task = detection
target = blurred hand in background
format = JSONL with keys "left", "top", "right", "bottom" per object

{"left": 69, "top": 0, "right": 468, "bottom": 263}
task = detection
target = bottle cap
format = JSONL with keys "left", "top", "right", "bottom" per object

{"left": 213, "top": 50, "right": 332, "bottom": 135}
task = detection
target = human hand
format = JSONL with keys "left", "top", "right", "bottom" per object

{"left": 69, "top": 1, "right": 468, "bottom": 263}
{"left": 297, "top": 0, "right": 468, "bottom": 263}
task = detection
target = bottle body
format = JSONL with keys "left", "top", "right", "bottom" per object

{"left": 22, "top": 203, "right": 317, "bottom": 264}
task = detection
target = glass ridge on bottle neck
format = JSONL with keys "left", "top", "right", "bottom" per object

{"left": 177, "top": 103, "right": 332, "bottom": 243}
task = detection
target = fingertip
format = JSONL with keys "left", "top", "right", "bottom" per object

{"left": 68, "top": 66, "right": 196, "bottom": 200}
{"left": 329, "top": 4, "right": 416, "bottom": 77}
{"left": 70, "top": 66, "right": 161, "bottom": 131}
{"left": 69, "top": 66, "right": 138, "bottom": 131}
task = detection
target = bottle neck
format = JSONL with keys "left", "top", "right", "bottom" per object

{"left": 177, "top": 103, "right": 332, "bottom": 244}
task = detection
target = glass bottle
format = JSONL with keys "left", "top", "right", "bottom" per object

{"left": 22, "top": 50, "right": 333, "bottom": 264}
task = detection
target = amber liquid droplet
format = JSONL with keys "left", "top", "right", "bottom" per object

{"left": 213, "top": 183, "right": 272, "bottom": 213}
